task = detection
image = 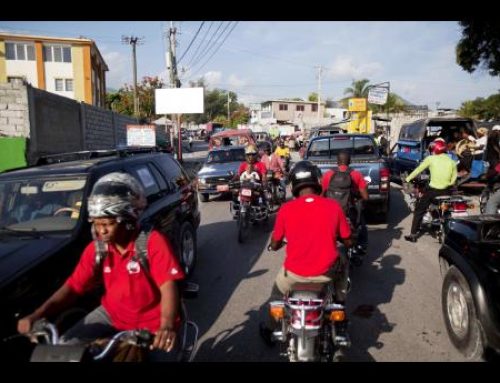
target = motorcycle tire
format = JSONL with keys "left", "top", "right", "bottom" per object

{"left": 238, "top": 212, "right": 249, "bottom": 243}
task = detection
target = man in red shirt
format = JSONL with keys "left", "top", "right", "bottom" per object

{"left": 322, "top": 151, "right": 369, "bottom": 254}
{"left": 260, "top": 160, "right": 352, "bottom": 345}
{"left": 238, "top": 144, "right": 267, "bottom": 182}
{"left": 17, "top": 172, "right": 184, "bottom": 359}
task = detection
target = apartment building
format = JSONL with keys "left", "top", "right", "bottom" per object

{"left": 0, "top": 33, "right": 108, "bottom": 108}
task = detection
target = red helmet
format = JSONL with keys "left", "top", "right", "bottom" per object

{"left": 431, "top": 140, "right": 447, "bottom": 155}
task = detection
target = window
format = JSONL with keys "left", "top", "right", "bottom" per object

{"left": 43, "top": 45, "right": 71, "bottom": 63}
{"left": 296, "top": 105, "right": 305, "bottom": 112}
{"left": 279, "top": 104, "right": 288, "bottom": 111}
{"left": 311, "top": 104, "right": 318, "bottom": 112}
{"left": 65, "top": 79, "right": 73, "bottom": 92}
{"left": 63, "top": 47, "right": 71, "bottom": 63}
{"left": 5, "top": 42, "right": 35, "bottom": 61}
{"left": 129, "top": 165, "right": 160, "bottom": 198}
{"left": 55, "top": 79, "right": 64, "bottom": 91}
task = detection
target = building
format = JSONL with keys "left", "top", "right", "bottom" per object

{"left": 0, "top": 33, "right": 108, "bottom": 108}
{"left": 258, "top": 99, "right": 326, "bottom": 124}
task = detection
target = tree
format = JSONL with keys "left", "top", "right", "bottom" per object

{"left": 344, "top": 79, "right": 371, "bottom": 98}
{"left": 308, "top": 92, "right": 318, "bottom": 102}
{"left": 458, "top": 93, "right": 500, "bottom": 120}
{"left": 230, "top": 105, "right": 250, "bottom": 128}
{"left": 456, "top": 21, "right": 500, "bottom": 76}
{"left": 108, "top": 76, "right": 165, "bottom": 121}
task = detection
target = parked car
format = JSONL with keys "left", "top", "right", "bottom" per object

{"left": 0, "top": 148, "right": 200, "bottom": 351}
{"left": 389, "top": 118, "right": 488, "bottom": 187}
{"left": 439, "top": 215, "right": 500, "bottom": 360}
{"left": 197, "top": 146, "right": 246, "bottom": 202}
{"left": 304, "top": 134, "right": 391, "bottom": 221}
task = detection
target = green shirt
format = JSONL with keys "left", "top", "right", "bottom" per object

{"left": 405, "top": 154, "right": 457, "bottom": 190}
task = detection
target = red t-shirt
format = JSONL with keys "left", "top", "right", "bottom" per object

{"left": 272, "top": 194, "right": 351, "bottom": 276}
{"left": 321, "top": 165, "right": 367, "bottom": 194}
{"left": 66, "top": 230, "right": 185, "bottom": 332}
{"left": 238, "top": 161, "right": 267, "bottom": 178}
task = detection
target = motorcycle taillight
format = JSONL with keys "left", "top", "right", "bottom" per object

{"left": 451, "top": 201, "right": 468, "bottom": 211}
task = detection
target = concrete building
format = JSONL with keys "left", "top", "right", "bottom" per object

{"left": 258, "top": 99, "right": 326, "bottom": 124}
{"left": 0, "top": 33, "right": 108, "bottom": 108}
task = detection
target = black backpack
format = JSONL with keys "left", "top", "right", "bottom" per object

{"left": 326, "top": 168, "right": 352, "bottom": 214}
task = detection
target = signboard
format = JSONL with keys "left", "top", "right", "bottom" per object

{"left": 127, "top": 124, "right": 156, "bottom": 147}
{"left": 348, "top": 98, "right": 367, "bottom": 112}
{"left": 368, "top": 87, "right": 389, "bottom": 105}
{"left": 155, "top": 87, "right": 204, "bottom": 114}
{"left": 249, "top": 103, "right": 262, "bottom": 111}
{"left": 348, "top": 111, "right": 372, "bottom": 134}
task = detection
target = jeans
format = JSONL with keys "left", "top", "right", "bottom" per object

{"left": 410, "top": 187, "right": 452, "bottom": 235}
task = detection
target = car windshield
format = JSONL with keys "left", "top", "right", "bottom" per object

{"left": 207, "top": 149, "right": 246, "bottom": 163}
{"left": 0, "top": 175, "right": 88, "bottom": 233}
{"left": 308, "top": 136, "right": 378, "bottom": 158}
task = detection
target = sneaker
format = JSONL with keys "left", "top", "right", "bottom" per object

{"left": 259, "top": 322, "right": 276, "bottom": 347}
{"left": 404, "top": 234, "right": 418, "bottom": 243}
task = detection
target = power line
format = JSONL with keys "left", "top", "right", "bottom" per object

{"left": 177, "top": 22, "right": 205, "bottom": 65}
{"left": 188, "top": 21, "right": 224, "bottom": 69}
{"left": 183, "top": 21, "right": 214, "bottom": 68}
{"left": 186, "top": 22, "right": 238, "bottom": 80}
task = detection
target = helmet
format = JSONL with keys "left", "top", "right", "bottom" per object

{"left": 431, "top": 140, "right": 447, "bottom": 155}
{"left": 245, "top": 144, "right": 258, "bottom": 155}
{"left": 87, "top": 172, "right": 147, "bottom": 221}
{"left": 289, "top": 160, "right": 322, "bottom": 197}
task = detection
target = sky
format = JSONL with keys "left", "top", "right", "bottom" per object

{"left": 1, "top": 21, "right": 499, "bottom": 109}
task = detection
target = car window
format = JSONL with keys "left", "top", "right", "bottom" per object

{"left": 148, "top": 162, "right": 167, "bottom": 191}
{"left": 154, "top": 155, "right": 187, "bottom": 192}
{"left": 308, "top": 138, "right": 330, "bottom": 156}
{"left": 128, "top": 165, "right": 160, "bottom": 200}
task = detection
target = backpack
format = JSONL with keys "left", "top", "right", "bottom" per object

{"left": 93, "top": 230, "right": 150, "bottom": 277}
{"left": 325, "top": 168, "right": 353, "bottom": 214}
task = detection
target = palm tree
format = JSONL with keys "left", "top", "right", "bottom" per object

{"left": 344, "top": 79, "right": 371, "bottom": 98}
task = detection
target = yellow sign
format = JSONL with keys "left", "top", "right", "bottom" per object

{"left": 348, "top": 98, "right": 367, "bottom": 112}
{"left": 348, "top": 111, "right": 372, "bottom": 134}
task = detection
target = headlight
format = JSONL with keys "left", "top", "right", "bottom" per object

{"left": 198, "top": 178, "right": 206, "bottom": 184}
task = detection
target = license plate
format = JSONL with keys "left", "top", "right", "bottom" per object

{"left": 241, "top": 188, "right": 252, "bottom": 197}
{"left": 216, "top": 184, "right": 229, "bottom": 192}
{"left": 451, "top": 211, "right": 468, "bottom": 217}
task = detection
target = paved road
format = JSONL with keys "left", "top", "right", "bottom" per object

{"left": 182, "top": 140, "right": 472, "bottom": 362}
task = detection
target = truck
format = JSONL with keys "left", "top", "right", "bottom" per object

{"left": 304, "top": 133, "right": 391, "bottom": 221}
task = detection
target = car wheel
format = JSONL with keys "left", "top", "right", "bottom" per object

{"left": 199, "top": 193, "right": 209, "bottom": 203}
{"left": 179, "top": 221, "right": 197, "bottom": 276}
{"left": 442, "top": 266, "right": 484, "bottom": 360}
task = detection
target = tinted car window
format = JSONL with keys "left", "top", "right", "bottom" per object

{"left": 148, "top": 162, "right": 167, "bottom": 191}
{"left": 129, "top": 165, "right": 160, "bottom": 200}
{"left": 154, "top": 155, "right": 186, "bottom": 192}
{"left": 400, "top": 122, "right": 423, "bottom": 140}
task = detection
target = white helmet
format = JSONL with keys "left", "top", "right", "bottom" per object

{"left": 87, "top": 172, "right": 147, "bottom": 222}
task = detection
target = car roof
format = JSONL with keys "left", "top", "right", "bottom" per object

{"left": 0, "top": 152, "right": 167, "bottom": 180}
{"left": 209, "top": 145, "right": 247, "bottom": 153}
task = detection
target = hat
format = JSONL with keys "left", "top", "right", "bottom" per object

{"left": 477, "top": 127, "right": 488, "bottom": 135}
{"left": 492, "top": 125, "right": 500, "bottom": 131}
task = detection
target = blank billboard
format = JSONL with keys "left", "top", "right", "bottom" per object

{"left": 155, "top": 87, "right": 204, "bottom": 114}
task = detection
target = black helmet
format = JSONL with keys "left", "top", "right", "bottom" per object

{"left": 289, "top": 160, "right": 322, "bottom": 197}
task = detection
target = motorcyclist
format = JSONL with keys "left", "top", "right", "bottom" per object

{"left": 237, "top": 144, "right": 268, "bottom": 184}
{"left": 261, "top": 145, "right": 287, "bottom": 198}
{"left": 404, "top": 140, "right": 457, "bottom": 242}
{"left": 321, "top": 151, "right": 369, "bottom": 254}
{"left": 17, "top": 172, "right": 185, "bottom": 359}
{"left": 259, "top": 160, "right": 352, "bottom": 346}
{"left": 274, "top": 140, "right": 291, "bottom": 171}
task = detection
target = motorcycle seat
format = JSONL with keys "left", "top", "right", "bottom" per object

{"left": 289, "top": 283, "right": 328, "bottom": 299}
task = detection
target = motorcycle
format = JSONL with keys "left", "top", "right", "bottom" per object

{"left": 230, "top": 179, "right": 270, "bottom": 243}
{"left": 268, "top": 282, "right": 350, "bottom": 362}
{"left": 4, "top": 282, "right": 200, "bottom": 362}
{"left": 402, "top": 173, "right": 473, "bottom": 243}
{"left": 266, "top": 169, "right": 287, "bottom": 208}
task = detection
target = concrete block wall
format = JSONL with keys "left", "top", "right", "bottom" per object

{"left": 83, "top": 103, "right": 115, "bottom": 150}
{"left": 0, "top": 82, "right": 30, "bottom": 137}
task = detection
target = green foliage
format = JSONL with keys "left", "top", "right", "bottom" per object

{"left": 107, "top": 76, "right": 165, "bottom": 121}
{"left": 370, "top": 93, "right": 408, "bottom": 114}
{"left": 458, "top": 93, "right": 500, "bottom": 120}
{"left": 344, "top": 79, "right": 371, "bottom": 98}
{"left": 456, "top": 21, "right": 500, "bottom": 76}
{"left": 308, "top": 92, "right": 318, "bottom": 102}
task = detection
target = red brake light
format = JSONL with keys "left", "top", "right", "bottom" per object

{"left": 451, "top": 201, "right": 468, "bottom": 211}
{"left": 380, "top": 168, "right": 390, "bottom": 191}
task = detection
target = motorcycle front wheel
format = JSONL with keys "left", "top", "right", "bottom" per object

{"left": 238, "top": 211, "right": 249, "bottom": 243}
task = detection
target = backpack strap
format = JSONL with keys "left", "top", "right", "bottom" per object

{"left": 132, "top": 230, "right": 150, "bottom": 274}
{"left": 92, "top": 223, "right": 109, "bottom": 274}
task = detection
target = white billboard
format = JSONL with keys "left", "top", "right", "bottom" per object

{"left": 155, "top": 87, "right": 204, "bottom": 114}
{"left": 127, "top": 124, "right": 156, "bottom": 147}
{"left": 368, "top": 87, "right": 389, "bottom": 105}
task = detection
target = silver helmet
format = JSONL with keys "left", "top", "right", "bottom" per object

{"left": 87, "top": 172, "right": 147, "bottom": 221}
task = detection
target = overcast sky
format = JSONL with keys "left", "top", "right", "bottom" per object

{"left": 1, "top": 21, "right": 499, "bottom": 109}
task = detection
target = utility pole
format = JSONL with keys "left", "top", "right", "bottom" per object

{"left": 122, "top": 36, "right": 144, "bottom": 118}
{"left": 168, "top": 22, "right": 183, "bottom": 161}
{"left": 227, "top": 92, "right": 231, "bottom": 125}
{"left": 316, "top": 65, "right": 323, "bottom": 124}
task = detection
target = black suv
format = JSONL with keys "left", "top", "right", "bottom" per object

{"left": 0, "top": 149, "right": 200, "bottom": 345}
{"left": 439, "top": 215, "right": 500, "bottom": 360}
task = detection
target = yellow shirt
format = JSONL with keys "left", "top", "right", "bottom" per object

{"left": 274, "top": 147, "right": 290, "bottom": 158}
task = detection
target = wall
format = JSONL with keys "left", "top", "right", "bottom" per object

{"left": 0, "top": 82, "right": 30, "bottom": 137}
{"left": 44, "top": 61, "right": 74, "bottom": 98}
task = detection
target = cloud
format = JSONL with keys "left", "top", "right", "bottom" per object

{"left": 103, "top": 51, "right": 129, "bottom": 89}
{"left": 202, "top": 71, "right": 222, "bottom": 88}
{"left": 227, "top": 74, "right": 247, "bottom": 88}
{"left": 327, "top": 56, "right": 383, "bottom": 81}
